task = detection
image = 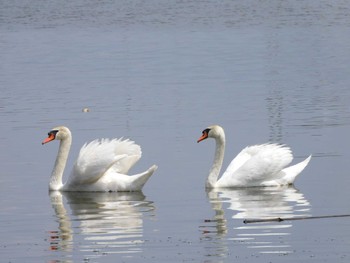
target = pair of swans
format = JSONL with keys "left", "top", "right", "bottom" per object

{"left": 42, "top": 125, "right": 311, "bottom": 192}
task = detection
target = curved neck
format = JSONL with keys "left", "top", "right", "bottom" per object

{"left": 49, "top": 136, "right": 71, "bottom": 190}
{"left": 206, "top": 134, "right": 225, "bottom": 188}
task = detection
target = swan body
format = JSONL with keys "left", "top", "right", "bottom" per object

{"left": 197, "top": 125, "right": 311, "bottom": 188}
{"left": 42, "top": 126, "right": 157, "bottom": 192}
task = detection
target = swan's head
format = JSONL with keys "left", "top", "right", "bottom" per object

{"left": 42, "top": 126, "right": 71, "bottom": 145}
{"left": 197, "top": 125, "right": 225, "bottom": 143}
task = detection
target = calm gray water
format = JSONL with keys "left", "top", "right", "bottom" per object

{"left": 1, "top": 0, "right": 350, "bottom": 262}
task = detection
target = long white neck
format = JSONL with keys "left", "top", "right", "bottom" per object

{"left": 206, "top": 134, "right": 225, "bottom": 188}
{"left": 49, "top": 136, "right": 71, "bottom": 190}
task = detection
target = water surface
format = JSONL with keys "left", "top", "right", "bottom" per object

{"left": 1, "top": 0, "right": 350, "bottom": 262}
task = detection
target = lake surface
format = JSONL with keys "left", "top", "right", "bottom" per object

{"left": 1, "top": 0, "right": 350, "bottom": 262}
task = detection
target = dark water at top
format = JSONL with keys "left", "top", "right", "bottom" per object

{"left": 1, "top": 1, "right": 350, "bottom": 262}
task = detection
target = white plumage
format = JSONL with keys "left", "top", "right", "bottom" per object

{"left": 42, "top": 126, "right": 157, "bottom": 192}
{"left": 197, "top": 125, "right": 311, "bottom": 188}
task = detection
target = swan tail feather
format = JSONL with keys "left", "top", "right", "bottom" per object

{"left": 125, "top": 165, "right": 158, "bottom": 191}
{"left": 279, "top": 155, "right": 312, "bottom": 185}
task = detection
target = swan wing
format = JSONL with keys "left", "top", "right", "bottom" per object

{"left": 222, "top": 146, "right": 255, "bottom": 175}
{"left": 69, "top": 138, "right": 142, "bottom": 185}
{"left": 219, "top": 144, "right": 293, "bottom": 187}
{"left": 105, "top": 138, "right": 142, "bottom": 174}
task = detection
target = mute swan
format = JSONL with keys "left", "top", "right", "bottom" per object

{"left": 42, "top": 126, "right": 157, "bottom": 192}
{"left": 197, "top": 125, "right": 311, "bottom": 188}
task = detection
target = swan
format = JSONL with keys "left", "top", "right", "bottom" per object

{"left": 197, "top": 125, "right": 311, "bottom": 188}
{"left": 42, "top": 126, "right": 157, "bottom": 192}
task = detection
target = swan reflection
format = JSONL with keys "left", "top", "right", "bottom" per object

{"left": 205, "top": 186, "right": 311, "bottom": 255}
{"left": 49, "top": 191, "right": 155, "bottom": 259}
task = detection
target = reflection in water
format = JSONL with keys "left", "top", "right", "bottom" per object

{"left": 204, "top": 187, "right": 311, "bottom": 256}
{"left": 200, "top": 191, "right": 229, "bottom": 260}
{"left": 49, "top": 191, "right": 155, "bottom": 260}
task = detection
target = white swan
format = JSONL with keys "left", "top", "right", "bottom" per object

{"left": 197, "top": 125, "right": 311, "bottom": 188}
{"left": 42, "top": 126, "right": 157, "bottom": 192}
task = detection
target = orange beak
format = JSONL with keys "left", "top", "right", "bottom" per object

{"left": 42, "top": 133, "right": 55, "bottom": 145}
{"left": 197, "top": 131, "right": 208, "bottom": 143}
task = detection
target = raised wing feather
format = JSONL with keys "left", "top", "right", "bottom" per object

{"left": 219, "top": 144, "right": 293, "bottom": 187}
{"left": 68, "top": 138, "right": 141, "bottom": 185}
{"left": 106, "top": 138, "right": 142, "bottom": 174}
